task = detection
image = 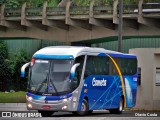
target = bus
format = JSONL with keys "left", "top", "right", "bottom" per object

{"left": 21, "top": 46, "right": 138, "bottom": 117}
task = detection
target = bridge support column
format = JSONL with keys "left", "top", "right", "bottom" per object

{"left": 0, "top": 4, "right": 26, "bottom": 31}
{"left": 89, "top": 0, "right": 115, "bottom": 30}
{"left": 42, "top": 1, "right": 69, "bottom": 30}
{"left": 113, "top": 0, "right": 138, "bottom": 29}
{"left": 21, "top": 2, "right": 48, "bottom": 31}
{"left": 138, "top": 0, "right": 160, "bottom": 28}
{"left": 0, "top": 4, "right": 6, "bottom": 31}
{"left": 113, "top": 0, "right": 118, "bottom": 24}
{"left": 65, "top": 0, "right": 92, "bottom": 30}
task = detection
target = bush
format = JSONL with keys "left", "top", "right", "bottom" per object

{"left": 0, "top": 41, "right": 11, "bottom": 92}
{"left": 8, "top": 49, "right": 31, "bottom": 91}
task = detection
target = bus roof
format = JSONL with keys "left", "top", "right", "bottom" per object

{"left": 33, "top": 46, "right": 136, "bottom": 59}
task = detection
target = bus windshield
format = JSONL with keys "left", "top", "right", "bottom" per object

{"left": 28, "top": 59, "right": 73, "bottom": 95}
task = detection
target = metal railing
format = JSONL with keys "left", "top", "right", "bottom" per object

{"left": 2, "top": 3, "right": 160, "bottom": 18}
{"left": 4, "top": 8, "right": 21, "bottom": 17}
{"left": 143, "top": 3, "right": 160, "bottom": 9}
{"left": 123, "top": 4, "right": 138, "bottom": 14}
{"left": 70, "top": 6, "right": 89, "bottom": 15}
{"left": 47, "top": 7, "right": 65, "bottom": 16}
{"left": 26, "top": 7, "right": 42, "bottom": 16}
{"left": 94, "top": 6, "right": 113, "bottom": 15}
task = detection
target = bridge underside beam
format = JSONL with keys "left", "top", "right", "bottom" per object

{"left": 66, "top": 19, "right": 92, "bottom": 30}
{"left": 21, "top": 20, "right": 48, "bottom": 31}
{"left": 123, "top": 19, "right": 138, "bottom": 29}
{"left": 0, "top": 21, "right": 26, "bottom": 31}
{"left": 0, "top": 26, "right": 6, "bottom": 31}
{"left": 138, "top": 0, "right": 160, "bottom": 28}
{"left": 42, "top": 19, "right": 69, "bottom": 30}
{"left": 89, "top": 18, "right": 115, "bottom": 30}
{"left": 0, "top": 25, "right": 160, "bottom": 42}
{"left": 138, "top": 17, "right": 160, "bottom": 28}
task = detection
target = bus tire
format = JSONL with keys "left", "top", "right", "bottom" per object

{"left": 38, "top": 110, "right": 54, "bottom": 117}
{"left": 109, "top": 97, "right": 123, "bottom": 114}
{"left": 76, "top": 99, "right": 89, "bottom": 116}
{"left": 88, "top": 110, "right": 93, "bottom": 114}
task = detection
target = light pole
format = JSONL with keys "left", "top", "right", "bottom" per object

{"left": 118, "top": 0, "right": 123, "bottom": 52}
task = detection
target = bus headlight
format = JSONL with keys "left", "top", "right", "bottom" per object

{"left": 62, "top": 97, "right": 72, "bottom": 102}
{"left": 26, "top": 96, "right": 33, "bottom": 101}
{"left": 73, "top": 97, "right": 77, "bottom": 102}
{"left": 27, "top": 104, "right": 32, "bottom": 108}
{"left": 63, "top": 99, "right": 68, "bottom": 102}
{"left": 62, "top": 105, "right": 68, "bottom": 110}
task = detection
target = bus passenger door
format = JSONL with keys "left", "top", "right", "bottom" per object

{"left": 84, "top": 56, "right": 115, "bottom": 110}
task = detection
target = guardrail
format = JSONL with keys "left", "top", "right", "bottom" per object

{"left": 5, "top": 8, "right": 21, "bottom": 17}
{"left": 70, "top": 6, "right": 89, "bottom": 15}
{"left": 2, "top": 2, "right": 160, "bottom": 18}
{"left": 47, "top": 7, "right": 65, "bottom": 16}
{"left": 94, "top": 6, "right": 113, "bottom": 15}
{"left": 3, "top": 5, "right": 132, "bottom": 17}
{"left": 123, "top": 4, "right": 138, "bottom": 14}
{"left": 26, "top": 7, "right": 42, "bottom": 16}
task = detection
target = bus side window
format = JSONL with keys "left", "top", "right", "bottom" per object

{"left": 120, "top": 58, "right": 137, "bottom": 76}
{"left": 74, "top": 55, "right": 85, "bottom": 81}
{"left": 70, "top": 56, "right": 85, "bottom": 90}
{"left": 84, "top": 56, "right": 92, "bottom": 77}
{"left": 85, "top": 56, "right": 109, "bottom": 76}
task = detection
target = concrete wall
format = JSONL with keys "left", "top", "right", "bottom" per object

{"left": 129, "top": 48, "right": 160, "bottom": 110}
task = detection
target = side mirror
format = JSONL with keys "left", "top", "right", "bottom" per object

{"left": 71, "top": 77, "right": 78, "bottom": 90}
{"left": 70, "top": 63, "right": 80, "bottom": 79}
{"left": 21, "top": 62, "right": 30, "bottom": 77}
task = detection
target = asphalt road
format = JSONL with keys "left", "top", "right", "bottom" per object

{"left": 1, "top": 110, "right": 160, "bottom": 120}
{"left": 0, "top": 104, "right": 160, "bottom": 119}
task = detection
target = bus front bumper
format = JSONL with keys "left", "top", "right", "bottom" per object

{"left": 26, "top": 97, "right": 76, "bottom": 111}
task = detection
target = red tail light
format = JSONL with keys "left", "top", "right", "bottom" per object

{"left": 30, "top": 59, "right": 35, "bottom": 66}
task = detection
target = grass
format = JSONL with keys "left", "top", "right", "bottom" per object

{"left": 0, "top": 91, "right": 26, "bottom": 103}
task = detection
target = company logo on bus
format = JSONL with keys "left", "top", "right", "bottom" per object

{"left": 92, "top": 78, "right": 107, "bottom": 87}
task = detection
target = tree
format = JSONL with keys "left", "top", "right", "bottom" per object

{"left": 0, "top": 41, "right": 11, "bottom": 92}
{"left": 9, "top": 49, "right": 30, "bottom": 91}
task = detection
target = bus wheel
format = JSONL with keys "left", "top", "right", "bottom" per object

{"left": 88, "top": 110, "right": 93, "bottom": 114}
{"left": 109, "top": 97, "right": 123, "bottom": 114}
{"left": 38, "top": 110, "right": 54, "bottom": 117}
{"left": 76, "top": 99, "right": 89, "bottom": 116}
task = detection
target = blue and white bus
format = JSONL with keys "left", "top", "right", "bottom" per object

{"left": 21, "top": 46, "right": 138, "bottom": 116}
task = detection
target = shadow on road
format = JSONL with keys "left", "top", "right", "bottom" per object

{"left": 51, "top": 111, "right": 131, "bottom": 117}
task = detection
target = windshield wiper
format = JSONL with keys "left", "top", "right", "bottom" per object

{"left": 36, "top": 73, "right": 48, "bottom": 93}
{"left": 48, "top": 62, "right": 59, "bottom": 95}
{"left": 49, "top": 79, "right": 58, "bottom": 95}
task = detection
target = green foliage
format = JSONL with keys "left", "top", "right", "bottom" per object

{"left": 5, "top": 0, "right": 22, "bottom": 8}
{"left": 27, "top": 0, "right": 43, "bottom": 7}
{"left": 4, "top": 0, "right": 160, "bottom": 8}
{"left": 8, "top": 49, "right": 31, "bottom": 91}
{"left": 0, "top": 41, "right": 10, "bottom": 92}
{"left": 0, "top": 41, "right": 31, "bottom": 92}
{"left": 4, "top": 0, "right": 61, "bottom": 8}
{"left": 74, "top": 0, "right": 89, "bottom": 6}
{"left": 0, "top": 41, "right": 8, "bottom": 59}
{"left": 48, "top": 0, "right": 61, "bottom": 7}
{"left": 0, "top": 91, "right": 26, "bottom": 103}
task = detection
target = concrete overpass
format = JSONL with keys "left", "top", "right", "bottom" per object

{"left": 0, "top": 0, "right": 160, "bottom": 44}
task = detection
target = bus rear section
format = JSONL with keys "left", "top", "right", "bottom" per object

{"left": 76, "top": 53, "right": 138, "bottom": 114}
